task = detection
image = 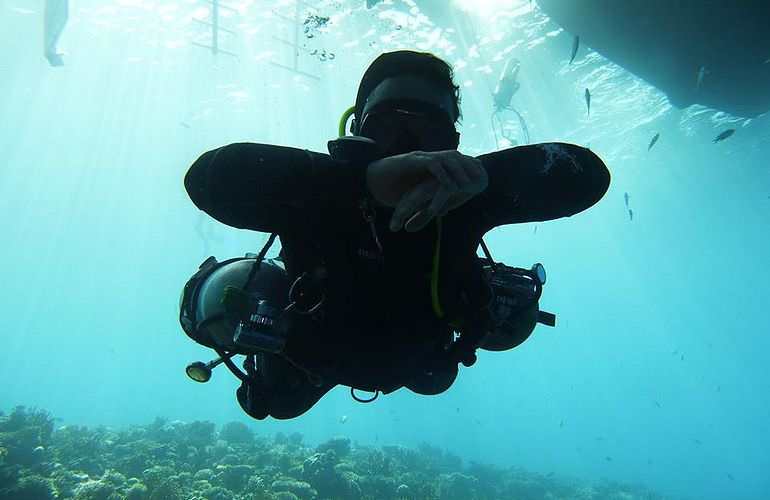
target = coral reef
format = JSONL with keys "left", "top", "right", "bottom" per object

{"left": 0, "top": 406, "right": 668, "bottom": 499}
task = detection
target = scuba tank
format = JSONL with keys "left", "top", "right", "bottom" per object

{"left": 478, "top": 260, "right": 555, "bottom": 351}
{"left": 180, "top": 253, "right": 325, "bottom": 358}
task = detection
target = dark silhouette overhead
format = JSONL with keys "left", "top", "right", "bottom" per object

{"left": 538, "top": 0, "right": 770, "bottom": 117}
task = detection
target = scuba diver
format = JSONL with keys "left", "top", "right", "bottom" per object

{"left": 491, "top": 57, "right": 530, "bottom": 147}
{"left": 180, "top": 50, "right": 611, "bottom": 420}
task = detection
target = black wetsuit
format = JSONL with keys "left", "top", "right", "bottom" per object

{"left": 184, "top": 142, "right": 610, "bottom": 407}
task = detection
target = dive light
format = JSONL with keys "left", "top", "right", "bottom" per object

{"left": 186, "top": 356, "right": 228, "bottom": 383}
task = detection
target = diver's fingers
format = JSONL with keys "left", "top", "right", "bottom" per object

{"left": 426, "top": 160, "right": 458, "bottom": 191}
{"left": 466, "top": 157, "right": 485, "bottom": 179}
{"left": 426, "top": 186, "right": 453, "bottom": 216}
{"left": 409, "top": 194, "right": 468, "bottom": 230}
{"left": 404, "top": 211, "right": 434, "bottom": 233}
{"left": 390, "top": 180, "right": 437, "bottom": 231}
{"left": 470, "top": 159, "right": 488, "bottom": 194}
{"left": 443, "top": 155, "right": 471, "bottom": 189}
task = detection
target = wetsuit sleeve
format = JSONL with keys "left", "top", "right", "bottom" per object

{"left": 473, "top": 143, "right": 610, "bottom": 231}
{"left": 184, "top": 143, "right": 368, "bottom": 233}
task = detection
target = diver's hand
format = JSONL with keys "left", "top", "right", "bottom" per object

{"left": 365, "top": 150, "right": 488, "bottom": 232}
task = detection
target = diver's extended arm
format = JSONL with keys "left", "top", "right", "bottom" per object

{"left": 184, "top": 143, "right": 367, "bottom": 233}
{"left": 474, "top": 143, "right": 610, "bottom": 230}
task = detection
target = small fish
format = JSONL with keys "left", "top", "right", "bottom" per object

{"left": 671, "top": 349, "right": 679, "bottom": 356}
{"left": 560, "top": 420, "right": 564, "bottom": 428}
{"left": 595, "top": 437, "right": 603, "bottom": 441}
{"left": 456, "top": 406, "right": 460, "bottom": 413}
{"left": 569, "top": 35, "right": 580, "bottom": 64}
{"left": 628, "top": 209, "right": 633, "bottom": 221}
{"left": 713, "top": 129, "right": 735, "bottom": 143}
{"left": 533, "top": 225, "right": 538, "bottom": 235}
{"left": 716, "top": 385, "right": 721, "bottom": 392}
{"left": 476, "top": 419, "right": 482, "bottom": 426}
{"left": 648, "top": 132, "right": 660, "bottom": 151}
{"left": 693, "top": 439, "right": 702, "bottom": 445}
{"left": 546, "top": 471, "right": 554, "bottom": 478}
{"left": 605, "top": 456, "right": 613, "bottom": 462}
{"left": 727, "top": 473, "right": 735, "bottom": 481}
{"left": 646, "top": 460, "right": 653, "bottom": 466}
{"left": 340, "top": 415, "right": 348, "bottom": 424}
{"left": 654, "top": 400, "right": 661, "bottom": 408}
{"left": 681, "top": 354, "right": 684, "bottom": 361}
{"left": 179, "top": 122, "right": 191, "bottom": 129}
{"left": 584, "top": 88, "right": 591, "bottom": 115}
{"left": 624, "top": 192, "right": 629, "bottom": 207}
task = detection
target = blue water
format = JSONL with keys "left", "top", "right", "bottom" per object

{"left": 1, "top": 1, "right": 769, "bottom": 499}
